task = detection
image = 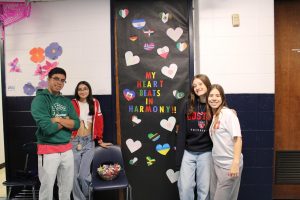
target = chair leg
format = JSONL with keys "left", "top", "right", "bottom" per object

{"left": 129, "top": 184, "right": 133, "bottom": 200}
{"left": 88, "top": 187, "right": 93, "bottom": 200}
{"left": 126, "top": 187, "right": 129, "bottom": 200}
{"left": 7, "top": 186, "right": 11, "bottom": 199}
{"left": 32, "top": 185, "right": 36, "bottom": 200}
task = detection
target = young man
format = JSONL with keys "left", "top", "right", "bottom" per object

{"left": 31, "top": 67, "right": 80, "bottom": 200}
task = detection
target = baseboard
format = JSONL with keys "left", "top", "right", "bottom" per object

{"left": 0, "top": 163, "right": 5, "bottom": 169}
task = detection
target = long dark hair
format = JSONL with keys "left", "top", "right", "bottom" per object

{"left": 74, "top": 81, "right": 95, "bottom": 115}
{"left": 187, "top": 74, "right": 211, "bottom": 115}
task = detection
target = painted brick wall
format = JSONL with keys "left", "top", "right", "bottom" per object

{"left": 227, "top": 94, "right": 274, "bottom": 200}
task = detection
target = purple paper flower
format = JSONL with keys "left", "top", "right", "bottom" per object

{"left": 36, "top": 80, "right": 48, "bottom": 90}
{"left": 45, "top": 42, "right": 62, "bottom": 60}
{"left": 23, "top": 82, "right": 36, "bottom": 96}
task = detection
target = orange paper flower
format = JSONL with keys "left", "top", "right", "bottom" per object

{"left": 29, "top": 47, "right": 45, "bottom": 63}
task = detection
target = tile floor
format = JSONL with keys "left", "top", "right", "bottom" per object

{"left": 0, "top": 167, "right": 6, "bottom": 198}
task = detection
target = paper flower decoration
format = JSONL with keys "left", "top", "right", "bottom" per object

{"left": 29, "top": 47, "right": 45, "bottom": 63}
{"left": 45, "top": 42, "right": 63, "bottom": 60}
{"left": 9, "top": 58, "right": 21, "bottom": 72}
{"left": 36, "top": 80, "right": 48, "bottom": 90}
{"left": 23, "top": 82, "right": 36, "bottom": 96}
{"left": 34, "top": 61, "right": 58, "bottom": 80}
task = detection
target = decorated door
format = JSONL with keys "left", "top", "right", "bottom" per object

{"left": 113, "top": 0, "right": 191, "bottom": 199}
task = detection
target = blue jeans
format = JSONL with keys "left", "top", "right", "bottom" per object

{"left": 178, "top": 150, "right": 212, "bottom": 200}
{"left": 72, "top": 135, "right": 95, "bottom": 200}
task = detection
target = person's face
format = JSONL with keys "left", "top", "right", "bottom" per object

{"left": 192, "top": 78, "right": 207, "bottom": 97}
{"left": 48, "top": 74, "right": 66, "bottom": 94}
{"left": 208, "top": 88, "right": 222, "bottom": 110}
{"left": 77, "top": 84, "right": 90, "bottom": 101}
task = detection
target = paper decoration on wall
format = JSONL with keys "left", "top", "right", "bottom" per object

{"left": 7, "top": 41, "right": 64, "bottom": 96}
{"left": 126, "top": 138, "right": 142, "bottom": 153}
{"left": 157, "top": 46, "right": 169, "bottom": 59}
{"left": 45, "top": 42, "right": 62, "bottom": 60}
{"left": 123, "top": 89, "right": 136, "bottom": 101}
{"left": 160, "top": 12, "right": 169, "bottom": 23}
{"left": 173, "top": 90, "right": 185, "bottom": 99}
{"left": 132, "top": 115, "right": 142, "bottom": 126}
{"left": 132, "top": 19, "right": 146, "bottom": 29}
{"left": 176, "top": 42, "right": 188, "bottom": 52}
{"left": 146, "top": 156, "right": 156, "bottom": 166}
{"left": 147, "top": 132, "right": 160, "bottom": 142}
{"left": 29, "top": 47, "right": 45, "bottom": 63}
{"left": 156, "top": 143, "right": 170, "bottom": 155}
{"left": 23, "top": 82, "right": 36, "bottom": 95}
{"left": 166, "top": 27, "right": 183, "bottom": 42}
{"left": 161, "top": 63, "right": 177, "bottom": 79}
{"left": 144, "top": 43, "right": 155, "bottom": 51}
{"left": 9, "top": 58, "right": 21, "bottom": 72}
{"left": 125, "top": 51, "right": 140, "bottom": 66}
{"left": 34, "top": 61, "right": 58, "bottom": 80}
{"left": 119, "top": 8, "right": 129, "bottom": 18}
{"left": 37, "top": 80, "right": 48, "bottom": 90}
{"left": 129, "top": 157, "right": 138, "bottom": 165}
{"left": 160, "top": 116, "right": 176, "bottom": 132}
{"left": 129, "top": 35, "right": 138, "bottom": 41}
{"left": 166, "top": 169, "right": 179, "bottom": 183}
{"left": 143, "top": 29, "right": 154, "bottom": 37}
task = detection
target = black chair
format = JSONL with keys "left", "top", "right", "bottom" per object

{"left": 88, "top": 145, "right": 132, "bottom": 200}
{"left": 2, "top": 142, "right": 39, "bottom": 200}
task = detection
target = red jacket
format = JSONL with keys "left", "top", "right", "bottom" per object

{"left": 71, "top": 98, "right": 104, "bottom": 141}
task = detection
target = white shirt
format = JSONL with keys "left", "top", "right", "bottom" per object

{"left": 209, "top": 107, "right": 243, "bottom": 169}
{"left": 78, "top": 101, "right": 92, "bottom": 129}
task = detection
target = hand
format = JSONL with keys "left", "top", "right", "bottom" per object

{"left": 51, "top": 117, "right": 61, "bottom": 123}
{"left": 228, "top": 162, "right": 240, "bottom": 177}
{"left": 98, "top": 140, "right": 113, "bottom": 148}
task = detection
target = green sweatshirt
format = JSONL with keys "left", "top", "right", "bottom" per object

{"left": 31, "top": 89, "right": 80, "bottom": 144}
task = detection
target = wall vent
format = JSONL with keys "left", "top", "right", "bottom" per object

{"left": 275, "top": 151, "right": 300, "bottom": 184}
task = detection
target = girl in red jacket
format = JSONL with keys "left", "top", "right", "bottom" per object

{"left": 71, "top": 81, "right": 112, "bottom": 200}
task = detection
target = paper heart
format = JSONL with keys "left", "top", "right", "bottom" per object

{"left": 125, "top": 51, "right": 140, "bottom": 66}
{"left": 166, "top": 169, "right": 179, "bottom": 183}
{"left": 132, "top": 19, "right": 146, "bottom": 29}
{"left": 119, "top": 9, "right": 129, "bottom": 18}
{"left": 144, "top": 43, "right": 155, "bottom": 51}
{"left": 157, "top": 46, "right": 169, "bottom": 59}
{"left": 129, "top": 36, "right": 138, "bottom": 41}
{"left": 132, "top": 115, "right": 141, "bottom": 125}
{"left": 173, "top": 90, "right": 185, "bottom": 99}
{"left": 126, "top": 139, "right": 142, "bottom": 153}
{"left": 160, "top": 116, "right": 176, "bottom": 132}
{"left": 161, "top": 63, "right": 178, "bottom": 79}
{"left": 147, "top": 132, "right": 160, "bottom": 142}
{"left": 167, "top": 27, "right": 183, "bottom": 42}
{"left": 176, "top": 42, "right": 188, "bottom": 52}
{"left": 123, "top": 89, "right": 135, "bottom": 101}
{"left": 156, "top": 143, "right": 170, "bottom": 155}
{"left": 160, "top": 12, "right": 169, "bottom": 23}
{"left": 129, "top": 157, "right": 138, "bottom": 165}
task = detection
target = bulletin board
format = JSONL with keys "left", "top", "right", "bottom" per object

{"left": 114, "top": 0, "right": 191, "bottom": 199}
{"left": 4, "top": 0, "right": 111, "bottom": 96}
